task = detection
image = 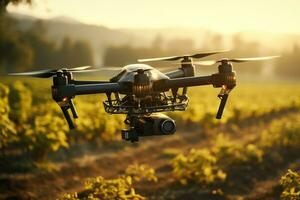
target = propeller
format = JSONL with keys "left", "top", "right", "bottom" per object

{"left": 188, "top": 55, "right": 280, "bottom": 66}
{"left": 8, "top": 66, "right": 93, "bottom": 78}
{"left": 9, "top": 69, "right": 61, "bottom": 78}
{"left": 137, "top": 50, "right": 229, "bottom": 62}
{"left": 8, "top": 65, "right": 123, "bottom": 129}
{"left": 8, "top": 66, "right": 122, "bottom": 78}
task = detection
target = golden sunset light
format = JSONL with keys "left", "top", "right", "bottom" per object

{"left": 7, "top": 0, "right": 300, "bottom": 33}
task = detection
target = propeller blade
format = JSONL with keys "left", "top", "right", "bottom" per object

{"left": 138, "top": 50, "right": 229, "bottom": 62}
{"left": 8, "top": 69, "right": 56, "bottom": 78}
{"left": 97, "top": 67, "right": 124, "bottom": 71}
{"left": 229, "top": 55, "right": 280, "bottom": 63}
{"left": 191, "top": 60, "right": 217, "bottom": 66}
{"left": 189, "top": 55, "right": 280, "bottom": 66}
{"left": 138, "top": 55, "right": 185, "bottom": 62}
{"left": 71, "top": 69, "right": 102, "bottom": 73}
{"left": 68, "top": 66, "right": 92, "bottom": 71}
{"left": 190, "top": 50, "right": 230, "bottom": 59}
{"left": 8, "top": 66, "right": 122, "bottom": 78}
{"left": 71, "top": 68, "right": 123, "bottom": 74}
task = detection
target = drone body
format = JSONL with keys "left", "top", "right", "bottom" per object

{"left": 10, "top": 51, "right": 278, "bottom": 142}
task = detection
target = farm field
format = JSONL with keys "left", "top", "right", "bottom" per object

{"left": 0, "top": 78, "right": 300, "bottom": 200}
{"left": 2, "top": 1, "right": 300, "bottom": 199}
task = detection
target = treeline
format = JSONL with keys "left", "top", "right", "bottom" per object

{"left": 103, "top": 34, "right": 300, "bottom": 78}
{"left": 0, "top": 15, "right": 94, "bottom": 73}
{"left": 275, "top": 45, "right": 300, "bottom": 79}
{"left": 1, "top": 0, "right": 299, "bottom": 78}
{"left": 104, "top": 36, "right": 203, "bottom": 67}
{"left": 103, "top": 34, "right": 263, "bottom": 74}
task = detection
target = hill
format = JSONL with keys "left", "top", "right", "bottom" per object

{"left": 8, "top": 13, "right": 300, "bottom": 65}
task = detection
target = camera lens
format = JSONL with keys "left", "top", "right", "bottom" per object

{"left": 160, "top": 119, "right": 176, "bottom": 134}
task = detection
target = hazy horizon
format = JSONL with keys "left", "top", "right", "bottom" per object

{"left": 7, "top": 0, "right": 300, "bottom": 34}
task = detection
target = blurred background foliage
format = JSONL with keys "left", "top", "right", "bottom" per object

{"left": 0, "top": 0, "right": 299, "bottom": 166}
{"left": 0, "top": 1, "right": 300, "bottom": 199}
{"left": 0, "top": 0, "right": 300, "bottom": 79}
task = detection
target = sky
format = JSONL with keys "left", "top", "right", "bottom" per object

{"left": 7, "top": 0, "right": 300, "bottom": 33}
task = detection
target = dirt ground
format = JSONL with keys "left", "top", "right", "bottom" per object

{"left": 0, "top": 110, "right": 299, "bottom": 200}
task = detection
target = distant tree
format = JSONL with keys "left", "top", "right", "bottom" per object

{"left": 23, "top": 20, "right": 58, "bottom": 68}
{"left": 274, "top": 44, "right": 300, "bottom": 79}
{"left": 104, "top": 45, "right": 136, "bottom": 66}
{"left": 231, "top": 34, "right": 262, "bottom": 74}
{"left": 0, "top": 16, "right": 33, "bottom": 72}
{"left": 0, "top": 0, "right": 32, "bottom": 14}
{"left": 201, "top": 32, "right": 224, "bottom": 50}
{"left": 0, "top": 0, "right": 34, "bottom": 72}
{"left": 58, "top": 37, "right": 94, "bottom": 67}
{"left": 57, "top": 37, "right": 73, "bottom": 67}
{"left": 103, "top": 37, "right": 195, "bottom": 67}
{"left": 166, "top": 38, "right": 196, "bottom": 55}
{"left": 152, "top": 34, "right": 164, "bottom": 50}
{"left": 0, "top": 0, "right": 94, "bottom": 71}
{"left": 72, "top": 40, "right": 94, "bottom": 67}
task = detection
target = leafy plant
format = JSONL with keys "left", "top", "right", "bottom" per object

{"left": 8, "top": 81, "right": 32, "bottom": 123}
{"left": 21, "top": 102, "right": 69, "bottom": 161}
{"left": 60, "top": 162, "right": 158, "bottom": 200}
{"left": 260, "top": 115, "right": 300, "bottom": 151}
{"left": 0, "top": 83, "right": 16, "bottom": 151}
{"left": 74, "top": 98, "right": 124, "bottom": 143}
{"left": 280, "top": 169, "right": 300, "bottom": 200}
{"left": 213, "top": 141, "right": 264, "bottom": 170}
{"left": 60, "top": 174, "right": 150, "bottom": 200}
{"left": 125, "top": 163, "right": 158, "bottom": 182}
{"left": 172, "top": 148, "right": 226, "bottom": 185}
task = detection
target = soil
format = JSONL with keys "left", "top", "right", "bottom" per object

{"left": 0, "top": 111, "right": 299, "bottom": 200}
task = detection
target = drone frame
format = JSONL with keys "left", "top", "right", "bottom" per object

{"left": 9, "top": 51, "right": 278, "bottom": 141}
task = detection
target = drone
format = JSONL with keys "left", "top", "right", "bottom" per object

{"left": 10, "top": 50, "right": 279, "bottom": 142}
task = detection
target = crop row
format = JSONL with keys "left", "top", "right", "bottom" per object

{"left": 58, "top": 113, "right": 300, "bottom": 199}
{"left": 171, "top": 112, "right": 300, "bottom": 198}
{"left": 0, "top": 80, "right": 299, "bottom": 162}
{"left": 60, "top": 163, "right": 157, "bottom": 200}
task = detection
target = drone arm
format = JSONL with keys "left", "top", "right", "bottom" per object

{"left": 155, "top": 75, "right": 212, "bottom": 91}
{"left": 164, "top": 63, "right": 195, "bottom": 79}
{"left": 165, "top": 69, "right": 185, "bottom": 79}
{"left": 167, "top": 75, "right": 212, "bottom": 88}
{"left": 52, "top": 83, "right": 123, "bottom": 102}
{"left": 74, "top": 83, "right": 121, "bottom": 95}
{"left": 154, "top": 72, "right": 236, "bottom": 120}
{"left": 72, "top": 80, "right": 110, "bottom": 85}
{"left": 52, "top": 82, "right": 123, "bottom": 129}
